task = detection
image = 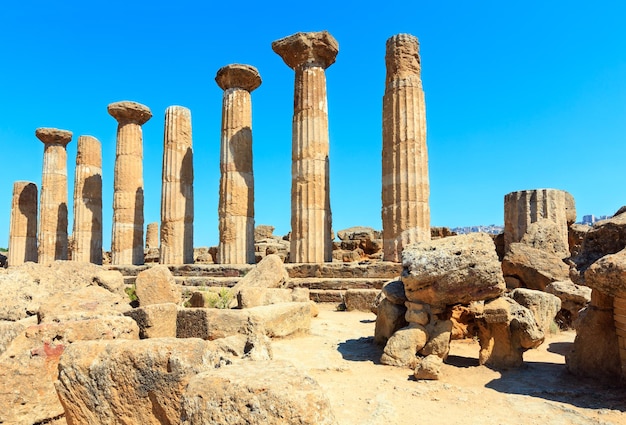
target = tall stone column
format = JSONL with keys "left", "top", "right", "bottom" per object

{"left": 382, "top": 34, "right": 431, "bottom": 263}
{"left": 504, "top": 189, "right": 575, "bottom": 253}
{"left": 215, "top": 64, "right": 260, "bottom": 264}
{"left": 36, "top": 128, "right": 72, "bottom": 265}
{"left": 8, "top": 181, "right": 38, "bottom": 265}
{"left": 108, "top": 101, "right": 152, "bottom": 265}
{"left": 146, "top": 222, "right": 159, "bottom": 249}
{"left": 160, "top": 106, "right": 194, "bottom": 264}
{"left": 72, "top": 135, "right": 103, "bottom": 264}
{"left": 272, "top": 31, "right": 338, "bottom": 264}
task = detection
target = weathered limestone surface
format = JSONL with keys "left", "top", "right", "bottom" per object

{"left": 509, "top": 288, "right": 561, "bottom": 334}
{"left": 145, "top": 222, "right": 159, "bottom": 249}
{"left": 160, "top": 106, "right": 194, "bottom": 264}
{"left": 181, "top": 360, "right": 337, "bottom": 425}
{"left": 380, "top": 324, "right": 429, "bottom": 368}
{"left": 374, "top": 298, "right": 408, "bottom": 345}
{"left": 108, "top": 101, "right": 152, "bottom": 265}
{"left": 382, "top": 33, "right": 430, "bottom": 263}
{"left": 401, "top": 233, "right": 505, "bottom": 307}
{"left": 135, "top": 264, "right": 181, "bottom": 306}
{"left": 72, "top": 135, "right": 103, "bottom": 264}
{"left": 503, "top": 189, "right": 575, "bottom": 254}
{"left": 272, "top": 31, "right": 338, "bottom": 263}
{"left": 8, "top": 181, "right": 38, "bottom": 266}
{"left": 124, "top": 303, "right": 178, "bottom": 339}
{"left": 501, "top": 242, "right": 570, "bottom": 291}
{"left": 215, "top": 65, "right": 260, "bottom": 264}
{"left": 36, "top": 128, "right": 72, "bottom": 265}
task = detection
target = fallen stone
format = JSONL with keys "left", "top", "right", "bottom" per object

{"left": 38, "top": 285, "right": 130, "bottom": 323}
{"left": 181, "top": 360, "right": 337, "bottom": 425}
{"left": 572, "top": 209, "right": 626, "bottom": 273}
{"left": 405, "top": 301, "right": 430, "bottom": 326}
{"left": 509, "top": 288, "right": 561, "bottom": 334}
{"left": 402, "top": 233, "right": 505, "bottom": 307}
{"left": 520, "top": 218, "right": 570, "bottom": 258}
{"left": 380, "top": 324, "right": 429, "bottom": 369}
{"left": 229, "top": 254, "right": 289, "bottom": 301}
{"left": 502, "top": 242, "right": 570, "bottom": 291}
{"left": 344, "top": 289, "right": 379, "bottom": 311}
{"left": 381, "top": 279, "right": 407, "bottom": 305}
{"left": 135, "top": 265, "right": 181, "bottom": 306}
{"left": 93, "top": 269, "right": 127, "bottom": 298}
{"left": 374, "top": 298, "right": 408, "bottom": 345}
{"left": 584, "top": 249, "right": 626, "bottom": 297}
{"left": 545, "top": 280, "right": 591, "bottom": 326}
{"left": 124, "top": 303, "right": 178, "bottom": 338}
{"left": 237, "top": 287, "right": 293, "bottom": 308}
{"left": 413, "top": 354, "right": 443, "bottom": 380}
{"left": 419, "top": 318, "right": 453, "bottom": 359}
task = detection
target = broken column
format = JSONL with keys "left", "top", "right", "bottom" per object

{"left": 272, "top": 31, "right": 337, "bottom": 263}
{"left": 146, "top": 222, "right": 159, "bottom": 249}
{"left": 108, "top": 101, "right": 152, "bottom": 265}
{"left": 72, "top": 135, "right": 103, "bottom": 264}
{"left": 382, "top": 33, "right": 431, "bottom": 263}
{"left": 8, "top": 181, "right": 38, "bottom": 265}
{"left": 160, "top": 106, "right": 194, "bottom": 264}
{"left": 215, "top": 64, "right": 260, "bottom": 264}
{"left": 36, "top": 128, "right": 72, "bottom": 265}
{"left": 504, "top": 189, "right": 575, "bottom": 253}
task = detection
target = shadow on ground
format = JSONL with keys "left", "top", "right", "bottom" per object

{"left": 337, "top": 336, "right": 383, "bottom": 363}
{"left": 485, "top": 360, "right": 626, "bottom": 412}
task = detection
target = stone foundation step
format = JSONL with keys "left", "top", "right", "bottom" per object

{"left": 109, "top": 261, "right": 401, "bottom": 280}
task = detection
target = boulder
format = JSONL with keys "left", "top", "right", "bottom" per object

{"left": 583, "top": 249, "right": 626, "bottom": 297}
{"left": 405, "top": 301, "right": 430, "bottom": 326}
{"left": 0, "top": 316, "right": 138, "bottom": 425}
{"left": 56, "top": 338, "right": 252, "bottom": 425}
{"left": 477, "top": 296, "right": 544, "bottom": 369}
{"left": 545, "top": 280, "right": 591, "bottom": 327}
{"left": 374, "top": 298, "right": 407, "bottom": 345}
{"left": 568, "top": 223, "right": 590, "bottom": 258}
{"left": 93, "top": 269, "right": 127, "bottom": 298}
{"left": 402, "top": 233, "right": 505, "bottom": 307}
{"left": 38, "top": 285, "right": 130, "bottom": 323}
{"left": 382, "top": 280, "right": 407, "bottom": 305}
{"left": 501, "top": 242, "right": 570, "bottom": 291}
{"left": 180, "top": 360, "right": 337, "bottom": 425}
{"left": 572, "top": 209, "right": 626, "bottom": 273}
{"left": 135, "top": 265, "right": 181, "bottom": 306}
{"left": 419, "top": 318, "right": 453, "bottom": 359}
{"left": 509, "top": 288, "right": 561, "bottom": 334}
{"left": 380, "top": 324, "right": 429, "bottom": 369}
{"left": 124, "top": 303, "right": 178, "bottom": 338}
{"left": 520, "top": 218, "right": 570, "bottom": 258}
{"left": 413, "top": 354, "right": 443, "bottom": 380}
{"left": 229, "top": 254, "right": 289, "bottom": 298}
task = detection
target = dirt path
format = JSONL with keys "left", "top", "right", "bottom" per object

{"left": 272, "top": 305, "right": 625, "bottom": 425}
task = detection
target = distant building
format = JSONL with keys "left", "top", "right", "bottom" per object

{"left": 582, "top": 215, "right": 595, "bottom": 225}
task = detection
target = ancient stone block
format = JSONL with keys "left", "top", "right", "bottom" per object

{"left": 344, "top": 288, "right": 379, "bottom": 311}
{"left": 135, "top": 265, "right": 181, "bottom": 306}
{"left": 124, "top": 303, "right": 177, "bottom": 338}
{"left": 374, "top": 298, "right": 408, "bottom": 345}
{"left": 380, "top": 324, "right": 429, "bottom": 368}
{"left": 501, "top": 242, "right": 570, "bottom": 291}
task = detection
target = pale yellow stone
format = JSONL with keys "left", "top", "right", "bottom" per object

{"left": 215, "top": 64, "right": 260, "bottom": 264}
{"left": 272, "top": 31, "right": 337, "bottom": 263}
{"left": 382, "top": 34, "right": 430, "bottom": 263}
{"left": 160, "top": 106, "right": 194, "bottom": 264}
{"left": 145, "top": 222, "right": 159, "bottom": 249}
{"left": 72, "top": 135, "right": 103, "bottom": 264}
{"left": 36, "top": 127, "right": 72, "bottom": 265}
{"left": 108, "top": 101, "right": 152, "bottom": 265}
{"left": 8, "top": 181, "right": 38, "bottom": 265}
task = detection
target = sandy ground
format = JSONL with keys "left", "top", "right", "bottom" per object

{"left": 272, "top": 305, "right": 626, "bottom": 425}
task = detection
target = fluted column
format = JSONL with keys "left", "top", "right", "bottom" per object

{"left": 36, "top": 128, "right": 72, "bottom": 265}
{"left": 8, "top": 181, "right": 38, "bottom": 265}
{"left": 382, "top": 34, "right": 430, "bottom": 263}
{"left": 160, "top": 106, "right": 194, "bottom": 264}
{"left": 108, "top": 101, "right": 152, "bottom": 265}
{"left": 72, "top": 135, "right": 103, "bottom": 264}
{"left": 272, "top": 31, "right": 338, "bottom": 263}
{"left": 146, "top": 222, "right": 159, "bottom": 249}
{"left": 215, "top": 64, "right": 260, "bottom": 264}
{"left": 504, "top": 189, "right": 575, "bottom": 253}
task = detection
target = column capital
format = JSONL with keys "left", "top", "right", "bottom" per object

{"left": 272, "top": 31, "right": 338, "bottom": 70}
{"left": 215, "top": 64, "right": 261, "bottom": 92}
{"left": 108, "top": 101, "right": 152, "bottom": 125}
{"left": 35, "top": 128, "right": 72, "bottom": 146}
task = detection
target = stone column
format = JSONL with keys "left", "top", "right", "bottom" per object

{"left": 72, "top": 135, "right": 103, "bottom": 264}
{"left": 8, "top": 181, "right": 38, "bottom": 265}
{"left": 146, "top": 222, "right": 159, "bottom": 249}
{"left": 272, "top": 31, "right": 338, "bottom": 263}
{"left": 215, "top": 64, "right": 260, "bottom": 264}
{"left": 36, "top": 128, "right": 72, "bottom": 265}
{"left": 160, "top": 106, "right": 194, "bottom": 264}
{"left": 504, "top": 189, "right": 575, "bottom": 253}
{"left": 108, "top": 101, "right": 152, "bottom": 265}
{"left": 382, "top": 34, "right": 431, "bottom": 263}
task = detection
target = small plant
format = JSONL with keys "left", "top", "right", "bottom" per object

{"left": 0, "top": 247, "right": 7, "bottom": 252}
{"left": 125, "top": 285, "right": 138, "bottom": 302}
{"left": 549, "top": 320, "right": 559, "bottom": 335}
{"left": 204, "top": 288, "right": 233, "bottom": 309}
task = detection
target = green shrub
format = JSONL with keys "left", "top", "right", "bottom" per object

{"left": 125, "top": 285, "right": 138, "bottom": 302}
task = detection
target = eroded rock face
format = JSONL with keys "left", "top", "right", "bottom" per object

{"left": 477, "top": 296, "right": 544, "bottom": 369}
{"left": 584, "top": 249, "right": 626, "bottom": 297}
{"left": 380, "top": 324, "right": 429, "bottom": 368}
{"left": 56, "top": 338, "right": 247, "bottom": 425}
{"left": 509, "top": 288, "right": 561, "bottom": 334}
{"left": 180, "top": 360, "right": 337, "bottom": 425}
{"left": 502, "top": 242, "right": 570, "bottom": 291}
{"left": 520, "top": 218, "right": 570, "bottom": 258}
{"left": 572, "top": 209, "right": 626, "bottom": 274}
{"left": 374, "top": 298, "right": 408, "bottom": 345}
{"left": 230, "top": 254, "right": 289, "bottom": 298}
{"left": 545, "top": 280, "right": 591, "bottom": 327}
{"left": 402, "top": 233, "right": 505, "bottom": 308}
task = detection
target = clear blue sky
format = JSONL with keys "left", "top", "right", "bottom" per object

{"left": 1, "top": 1, "right": 625, "bottom": 249}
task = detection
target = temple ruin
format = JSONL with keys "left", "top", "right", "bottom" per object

{"left": 8, "top": 181, "right": 38, "bottom": 265}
